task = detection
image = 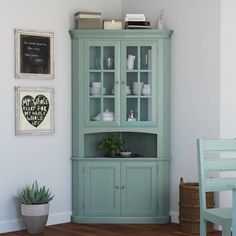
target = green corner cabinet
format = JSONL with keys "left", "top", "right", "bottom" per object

{"left": 69, "top": 29, "right": 173, "bottom": 224}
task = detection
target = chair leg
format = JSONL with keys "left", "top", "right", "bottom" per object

{"left": 222, "top": 222, "right": 231, "bottom": 236}
{"left": 200, "top": 218, "right": 207, "bottom": 236}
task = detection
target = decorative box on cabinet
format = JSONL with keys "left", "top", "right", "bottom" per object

{"left": 70, "top": 29, "right": 173, "bottom": 224}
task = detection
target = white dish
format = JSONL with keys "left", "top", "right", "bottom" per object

{"left": 120, "top": 151, "right": 132, "bottom": 157}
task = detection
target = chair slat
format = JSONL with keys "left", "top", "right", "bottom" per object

{"left": 205, "top": 177, "right": 236, "bottom": 192}
{"left": 201, "top": 139, "right": 236, "bottom": 152}
{"left": 204, "top": 158, "right": 236, "bottom": 172}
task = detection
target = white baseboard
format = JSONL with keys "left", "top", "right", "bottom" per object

{"left": 0, "top": 211, "right": 72, "bottom": 234}
{"left": 170, "top": 211, "right": 179, "bottom": 223}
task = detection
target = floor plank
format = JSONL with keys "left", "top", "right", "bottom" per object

{"left": 1, "top": 223, "right": 221, "bottom": 236}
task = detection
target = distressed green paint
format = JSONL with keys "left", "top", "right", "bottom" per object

{"left": 70, "top": 29, "right": 173, "bottom": 224}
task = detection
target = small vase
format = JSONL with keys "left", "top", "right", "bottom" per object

{"left": 107, "top": 150, "right": 116, "bottom": 157}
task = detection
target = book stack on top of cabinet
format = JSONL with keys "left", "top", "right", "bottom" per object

{"left": 75, "top": 11, "right": 101, "bottom": 29}
{"left": 124, "top": 14, "right": 151, "bottom": 29}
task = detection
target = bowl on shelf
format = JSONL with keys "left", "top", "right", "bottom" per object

{"left": 120, "top": 151, "right": 132, "bottom": 157}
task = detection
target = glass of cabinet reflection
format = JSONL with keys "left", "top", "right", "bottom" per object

{"left": 89, "top": 46, "right": 115, "bottom": 122}
{"left": 126, "top": 46, "right": 153, "bottom": 122}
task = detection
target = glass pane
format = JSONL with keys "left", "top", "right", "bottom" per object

{"left": 90, "top": 72, "right": 102, "bottom": 95}
{"left": 90, "top": 47, "right": 101, "bottom": 70}
{"left": 140, "top": 46, "right": 152, "bottom": 70}
{"left": 140, "top": 72, "right": 151, "bottom": 96}
{"left": 127, "top": 98, "right": 138, "bottom": 122}
{"left": 104, "top": 72, "right": 115, "bottom": 95}
{"left": 127, "top": 47, "right": 138, "bottom": 70}
{"left": 140, "top": 98, "right": 152, "bottom": 121}
{"left": 103, "top": 46, "right": 115, "bottom": 70}
{"left": 90, "top": 98, "right": 101, "bottom": 121}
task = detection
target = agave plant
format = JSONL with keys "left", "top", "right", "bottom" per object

{"left": 18, "top": 180, "right": 54, "bottom": 205}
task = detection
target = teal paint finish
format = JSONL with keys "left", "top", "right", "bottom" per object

{"left": 84, "top": 162, "right": 120, "bottom": 216}
{"left": 70, "top": 29, "right": 172, "bottom": 224}
{"left": 120, "top": 162, "right": 157, "bottom": 216}
{"left": 197, "top": 139, "right": 236, "bottom": 236}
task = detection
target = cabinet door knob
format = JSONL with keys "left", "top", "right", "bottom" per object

{"left": 115, "top": 81, "right": 119, "bottom": 84}
{"left": 121, "top": 186, "right": 125, "bottom": 189}
{"left": 121, "top": 81, "right": 125, "bottom": 85}
{"left": 115, "top": 186, "right": 119, "bottom": 189}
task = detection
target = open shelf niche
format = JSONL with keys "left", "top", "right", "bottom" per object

{"left": 84, "top": 132, "right": 157, "bottom": 158}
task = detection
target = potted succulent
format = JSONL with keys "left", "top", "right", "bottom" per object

{"left": 17, "top": 180, "right": 54, "bottom": 234}
{"left": 98, "top": 134, "right": 125, "bottom": 157}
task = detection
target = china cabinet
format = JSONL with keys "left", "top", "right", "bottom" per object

{"left": 70, "top": 29, "right": 173, "bottom": 223}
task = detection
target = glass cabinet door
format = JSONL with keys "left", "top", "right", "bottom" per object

{"left": 85, "top": 41, "right": 120, "bottom": 126}
{"left": 121, "top": 42, "right": 157, "bottom": 126}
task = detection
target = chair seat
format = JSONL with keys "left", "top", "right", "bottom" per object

{"left": 204, "top": 208, "right": 232, "bottom": 225}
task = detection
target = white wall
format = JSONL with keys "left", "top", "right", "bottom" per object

{"left": 122, "top": 0, "right": 221, "bottom": 222}
{"left": 0, "top": 0, "right": 121, "bottom": 233}
{"left": 0, "top": 0, "right": 222, "bottom": 232}
{"left": 220, "top": 0, "right": 236, "bottom": 207}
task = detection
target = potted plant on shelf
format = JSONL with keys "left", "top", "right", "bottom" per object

{"left": 98, "top": 134, "right": 125, "bottom": 157}
{"left": 17, "top": 180, "right": 54, "bottom": 234}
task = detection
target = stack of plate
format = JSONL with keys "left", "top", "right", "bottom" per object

{"left": 133, "top": 82, "right": 143, "bottom": 95}
{"left": 90, "top": 82, "right": 101, "bottom": 95}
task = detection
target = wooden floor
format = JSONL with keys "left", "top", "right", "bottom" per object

{"left": 2, "top": 223, "right": 221, "bottom": 236}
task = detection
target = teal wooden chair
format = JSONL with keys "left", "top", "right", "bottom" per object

{"left": 197, "top": 139, "right": 236, "bottom": 236}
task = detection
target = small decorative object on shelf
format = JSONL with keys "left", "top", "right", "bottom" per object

{"left": 98, "top": 134, "right": 125, "bottom": 157}
{"left": 142, "top": 84, "right": 151, "bottom": 95}
{"left": 103, "top": 19, "right": 122, "bottom": 30}
{"left": 104, "top": 57, "right": 114, "bottom": 69}
{"left": 157, "top": 9, "right": 165, "bottom": 29}
{"left": 120, "top": 151, "right": 132, "bottom": 157}
{"left": 75, "top": 11, "right": 101, "bottom": 29}
{"left": 92, "top": 109, "right": 114, "bottom": 121}
{"left": 128, "top": 110, "right": 136, "bottom": 121}
{"left": 127, "top": 54, "right": 135, "bottom": 69}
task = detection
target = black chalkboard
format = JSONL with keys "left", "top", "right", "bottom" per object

{"left": 20, "top": 35, "right": 51, "bottom": 74}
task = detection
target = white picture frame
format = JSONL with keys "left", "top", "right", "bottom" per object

{"left": 15, "top": 87, "right": 55, "bottom": 135}
{"left": 15, "top": 29, "right": 54, "bottom": 79}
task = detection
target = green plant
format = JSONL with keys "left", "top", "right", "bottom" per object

{"left": 18, "top": 180, "right": 54, "bottom": 205}
{"left": 98, "top": 135, "right": 125, "bottom": 156}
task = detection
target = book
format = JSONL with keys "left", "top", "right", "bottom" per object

{"left": 125, "top": 21, "right": 150, "bottom": 26}
{"left": 75, "top": 11, "right": 101, "bottom": 19}
{"left": 125, "top": 17, "right": 146, "bottom": 22}
{"left": 126, "top": 14, "right": 145, "bottom": 17}
{"left": 125, "top": 25, "right": 151, "bottom": 29}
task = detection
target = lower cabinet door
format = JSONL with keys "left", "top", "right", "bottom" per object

{"left": 84, "top": 162, "right": 120, "bottom": 216}
{"left": 120, "top": 162, "right": 157, "bottom": 216}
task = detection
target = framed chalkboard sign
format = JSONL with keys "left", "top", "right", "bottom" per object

{"left": 15, "top": 87, "right": 55, "bottom": 135}
{"left": 15, "top": 29, "right": 54, "bottom": 79}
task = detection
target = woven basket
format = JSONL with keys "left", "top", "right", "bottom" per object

{"left": 179, "top": 177, "right": 214, "bottom": 234}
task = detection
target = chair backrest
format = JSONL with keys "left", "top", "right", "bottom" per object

{"left": 197, "top": 139, "right": 236, "bottom": 209}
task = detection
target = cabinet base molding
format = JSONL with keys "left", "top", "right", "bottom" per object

{"left": 71, "top": 216, "right": 170, "bottom": 224}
